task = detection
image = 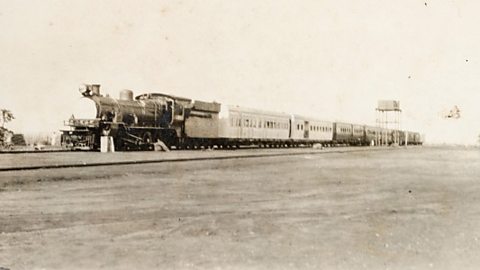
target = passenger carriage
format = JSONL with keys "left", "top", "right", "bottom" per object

{"left": 217, "top": 105, "right": 291, "bottom": 147}
{"left": 290, "top": 115, "right": 333, "bottom": 146}
{"left": 364, "top": 125, "right": 380, "bottom": 146}
{"left": 333, "top": 122, "right": 353, "bottom": 145}
{"left": 352, "top": 124, "right": 364, "bottom": 145}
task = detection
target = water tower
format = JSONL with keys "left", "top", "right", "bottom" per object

{"left": 376, "top": 100, "right": 402, "bottom": 146}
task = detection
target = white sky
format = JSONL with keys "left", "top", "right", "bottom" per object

{"left": 1, "top": 0, "right": 479, "bottom": 144}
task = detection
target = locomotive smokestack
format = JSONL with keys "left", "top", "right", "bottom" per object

{"left": 120, "top": 89, "right": 134, "bottom": 101}
{"left": 91, "top": 84, "right": 101, "bottom": 96}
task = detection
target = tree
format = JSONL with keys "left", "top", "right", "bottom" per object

{"left": 0, "top": 109, "right": 14, "bottom": 128}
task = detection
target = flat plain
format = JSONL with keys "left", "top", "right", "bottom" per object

{"left": 1, "top": 146, "right": 480, "bottom": 270}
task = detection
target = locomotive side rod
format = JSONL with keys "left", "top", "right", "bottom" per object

{"left": 0, "top": 147, "right": 395, "bottom": 172}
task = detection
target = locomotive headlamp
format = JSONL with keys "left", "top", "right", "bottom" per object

{"left": 78, "top": 84, "right": 90, "bottom": 96}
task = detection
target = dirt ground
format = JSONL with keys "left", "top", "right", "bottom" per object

{"left": 1, "top": 146, "right": 480, "bottom": 269}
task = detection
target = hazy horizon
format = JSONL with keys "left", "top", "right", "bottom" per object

{"left": 1, "top": 1, "right": 480, "bottom": 144}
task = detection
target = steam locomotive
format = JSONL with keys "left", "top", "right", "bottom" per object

{"left": 61, "top": 84, "right": 423, "bottom": 151}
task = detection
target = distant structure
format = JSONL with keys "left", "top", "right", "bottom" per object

{"left": 443, "top": 105, "right": 461, "bottom": 119}
{"left": 376, "top": 100, "right": 402, "bottom": 145}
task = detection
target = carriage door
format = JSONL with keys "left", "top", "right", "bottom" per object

{"left": 304, "top": 121, "right": 309, "bottom": 139}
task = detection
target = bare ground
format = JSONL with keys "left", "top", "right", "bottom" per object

{"left": 1, "top": 147, "right": 480, "bottom": 269}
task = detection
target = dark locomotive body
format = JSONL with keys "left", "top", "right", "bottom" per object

{"left": 62, "top": 85, "right": 182, "bottom": 150}
{"left": 62, "top": 84, "right": 423, "bottom": 151}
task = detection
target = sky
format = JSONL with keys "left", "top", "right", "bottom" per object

{"left": 1, "top": 0, "right": 479, "bottom": 144}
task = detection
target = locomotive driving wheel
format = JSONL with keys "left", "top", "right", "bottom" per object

{"left": 143, "top": 132, "right": 154, "bottom": 150}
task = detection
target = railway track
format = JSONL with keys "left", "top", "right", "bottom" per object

{"left": 0, "top": 149, "right": 70, "bottom": 154}
{"left": 0, "top": 144, "right": 312, "bottom": 154}
{"left": 0, "top": 147, "right": 397, "bottom": 172}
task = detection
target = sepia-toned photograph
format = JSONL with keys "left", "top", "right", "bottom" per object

{"left": 1, "top": 1, "right": 480, "bottom": 269}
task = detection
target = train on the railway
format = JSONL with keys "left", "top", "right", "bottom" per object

{"left": 61, "top": 84, "right": 423, "bottom": 151}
